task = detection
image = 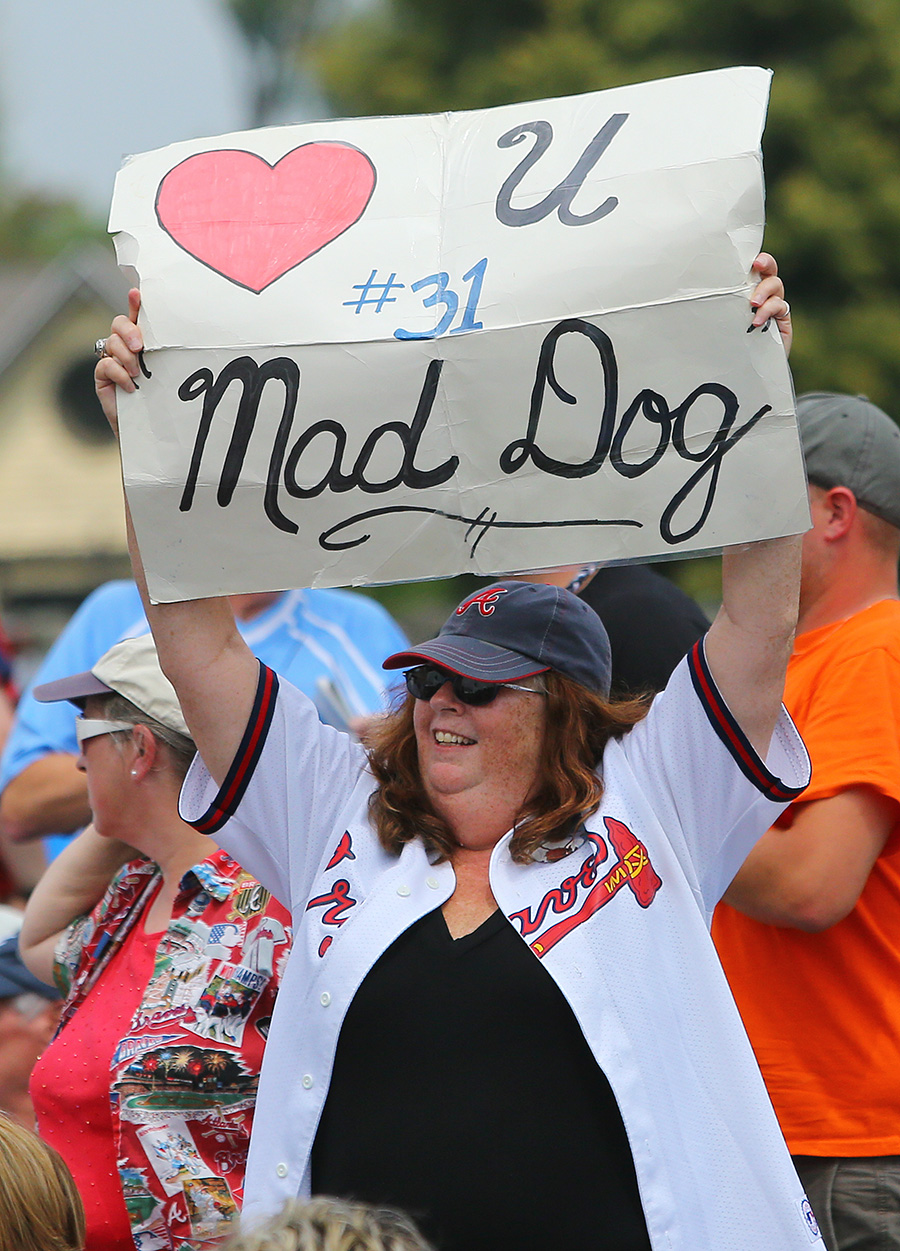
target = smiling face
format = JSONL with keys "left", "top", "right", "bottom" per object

{"left": 412, "top": 675, "right": 547, "bottom": 850}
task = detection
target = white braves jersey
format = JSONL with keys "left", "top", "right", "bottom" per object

{"left": 180, "top": 642, "right": 820, "bottom": 1250}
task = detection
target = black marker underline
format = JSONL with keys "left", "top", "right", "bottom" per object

{"left": 319, "top": 504, "right": 641, "bottom": 556}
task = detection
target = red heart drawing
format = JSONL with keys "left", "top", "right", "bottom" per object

{"left": 155, "top": 143, "right": 377, "bottom": 293}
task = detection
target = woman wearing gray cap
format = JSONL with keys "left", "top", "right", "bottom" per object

{"left": 93, "top": 260, "right": 820, "bottom": 1251}
{"left": 18, "top": 634, "right": 292, "bottom": 1251}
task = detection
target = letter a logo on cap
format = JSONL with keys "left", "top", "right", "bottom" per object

{"left": 456, "top": 589, "right": 508, "bottom": 617}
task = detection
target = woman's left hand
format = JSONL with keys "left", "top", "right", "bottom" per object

{"left": 749, "top": 252, "right": 792, "bottom": 357}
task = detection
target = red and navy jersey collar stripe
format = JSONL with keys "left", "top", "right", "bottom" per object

{"left": 687, "top": 640, "right": 805, "bottom": 803}
{"left": 190, "top": 662, "right": 279, "bottom": 835}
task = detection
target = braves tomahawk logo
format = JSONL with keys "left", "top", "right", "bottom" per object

{"left": 456, "top": 589, "right": 508, "bottom": 616}
{"left": 326, "top": 830, "right": 356, "bottom": 870}
{"left": 509, "top": 817, "right": 662, "bottom": 957}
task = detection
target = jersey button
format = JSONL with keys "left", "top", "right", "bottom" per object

{"left": 320, "top": 992, "right": 331, "bottom": 1006}
{"left": 276, "top": 1162, "right": 288, "bottom": 1178}
{"left": 302, "top": 1074, "right": 314, "bottom": 1088}
{"left": 426, "top": 876, "right": 439, "bottom": 889}
{"left": 396, "top": 885, "right": 411, "bottom": 897}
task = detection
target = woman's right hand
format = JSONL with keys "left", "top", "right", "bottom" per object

{"left": 94, "top": 287, "right": 143, "bottom": 436}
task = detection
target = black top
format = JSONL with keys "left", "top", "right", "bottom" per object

{"left": 311, "top": 908, "right": 651, "bottom": 1251}
{"left": 579, "top": 565, "right": 709, "bottom": 697}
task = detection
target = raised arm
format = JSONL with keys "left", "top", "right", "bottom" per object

{"left": 704, "top": 536, "right": 800, "bottom": 758}
{"left": 19, "top": 826, "right": 135, "bottom": 984}
{"left": 96, "top": 292, "right": 258, "bottom": 784}
{"left": 703, "top": 253, "right": 799, "bottom": 759}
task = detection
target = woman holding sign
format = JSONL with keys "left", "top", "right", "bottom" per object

{"left": 95, "top": 257, "right": 818, "bottom": 1251}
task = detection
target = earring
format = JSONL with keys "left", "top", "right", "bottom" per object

{"left": 131, "top": 769, "right": 138, "bottom": 777}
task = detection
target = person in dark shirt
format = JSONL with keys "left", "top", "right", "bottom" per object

{"left": 96, "top": 255, "right": 812, "bottom": 1251}
{"left": 578, "top": 565, "right": 710, "bottom": 696}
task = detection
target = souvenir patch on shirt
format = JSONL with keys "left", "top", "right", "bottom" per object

{"left": 229, "top": 877, "right": 275, "bottom": 921}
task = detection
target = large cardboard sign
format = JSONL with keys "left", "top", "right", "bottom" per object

{"left": 111, "top": 66, "right": 807, "bottom": 602}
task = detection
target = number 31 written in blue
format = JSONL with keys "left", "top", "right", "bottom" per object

{"left": 394, "top": 258, "right": 488, "bottom": 340}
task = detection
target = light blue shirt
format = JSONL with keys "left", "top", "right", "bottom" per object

{"left": 0, "top": 580, "right": 408, "bottom": 857}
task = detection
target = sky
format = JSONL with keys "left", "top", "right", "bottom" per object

{"left": 0, "top": 0, "right": 257, "bottom": 218}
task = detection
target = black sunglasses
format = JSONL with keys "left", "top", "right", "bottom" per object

{"left": 404, "top": 664, "right": 544, "bottom": 706}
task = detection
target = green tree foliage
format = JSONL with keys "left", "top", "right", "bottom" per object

{"left": 226, "top": 0, "right": 327, "bottom": 124}
{"left": 311, "top": 0, "right": 900, "bottom": 413}
{"left": 0, "top": 189, "right": 105, "bottom": 264}
{"left": 0, "top": 96, "right": 106, "bottom": 263}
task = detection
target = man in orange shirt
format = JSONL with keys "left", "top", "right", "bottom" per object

{"left": 713, "top": 392, "right": 900, "bottom": 1251}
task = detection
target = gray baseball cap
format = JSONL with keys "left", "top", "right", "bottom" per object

{"left": 33, "top": 633, "right": 192, "bottom": 740}
{"left": 796, "top": 392, "right": 900, "bottom": 530}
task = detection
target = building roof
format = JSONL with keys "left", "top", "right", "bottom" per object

{"left": 0, "top": 245, "right": 129, "bottom": 382}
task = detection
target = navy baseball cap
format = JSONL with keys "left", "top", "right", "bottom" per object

{"left": 0, "top": 936, "right": 60, "bottom": 1002}
{"left": 383, "top": 580, "right": 612, "bottom": 695}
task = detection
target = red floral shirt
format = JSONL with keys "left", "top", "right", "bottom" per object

{"left": 44, "top": 848, "right": 291, "bottom": 1250}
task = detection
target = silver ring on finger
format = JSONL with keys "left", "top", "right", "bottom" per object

{"left": 780, "top": 301, "right": 791, "bottom": 318}
{"left": 94, "top": 337, "right": 109, "bottom": 359}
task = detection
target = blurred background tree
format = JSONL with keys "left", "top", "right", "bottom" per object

{"left": 4, "top": 0, "right": 897, "bottom": 629}
{"left": 0, "top": 75, "right": 105, "bottom": 264}
{"left": 0, "top": 126, "right": 104, "bottom": 263}
{"left": 306, "top": 0, "right": 900, "bottom": 418}
{"left": 226, "top": 0, "right": 332, "bottom": 124}
{"left": 0, "top": 189, "right": 104, "bottom": 263}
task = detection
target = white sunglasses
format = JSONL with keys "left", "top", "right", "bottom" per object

{"left": 75, "top": 716, "right": 134, "bottom": 747}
